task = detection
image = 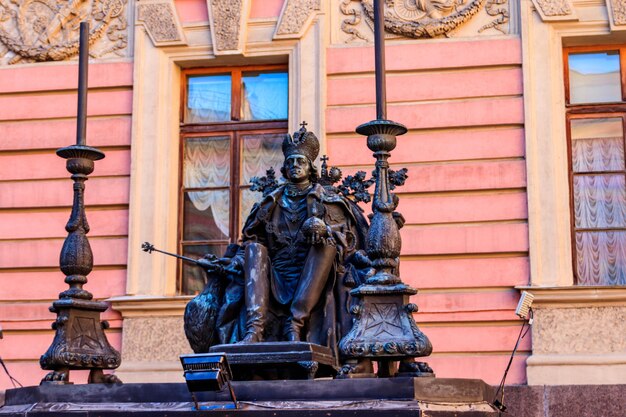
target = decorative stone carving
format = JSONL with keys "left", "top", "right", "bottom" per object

{"left": 339, "top": 0, "right": 509, "bottom": 42}
{"left": 340, "top": 0, "right": 369, "bottom": 42}
{"left": 207, "top": 0, "right": 250, "bottom": 54}
{"left": 530, "top": 0, "right": 577, "bottom": 21}
{"left": 479, "top": 0, "right": 509, "bottom": 33}
{"left": 274, "top": 0, "right": 321, "bottom": 39}
{"left": 0, "top": 0, "right": 128, "bottom": 65}
{"left": 607, "top": 0, "right": 626, "bottom": 30}
{"left": 137, "top": 0, "right": 186, "bottom": 46}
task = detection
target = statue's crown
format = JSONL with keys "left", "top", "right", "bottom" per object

{"left": 282, "top": 122, "right": 320, "bottom": 163}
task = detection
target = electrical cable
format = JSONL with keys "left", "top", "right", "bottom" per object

{"left": 0, "top": 355, "right": 23, "bottom": 388}
{"left": 492, "top": 308, "right": 533, "bottom": 415}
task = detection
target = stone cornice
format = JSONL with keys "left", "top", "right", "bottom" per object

{"left": 527, "top": 353, "right": 626, "bottom": 365}
{"left": 517, "top": 286, "right": 626, "bottom": 307}
{"left": 108, "top": 295, "right": 193, "bottom": 317}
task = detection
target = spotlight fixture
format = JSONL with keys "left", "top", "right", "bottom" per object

{"left": 180, "top": 353, "right": 237, "bottom": 410}
{"left": 515, "top": 290, "right": 534, "bottom": 321}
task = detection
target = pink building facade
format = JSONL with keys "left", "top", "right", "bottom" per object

{"left": 1, "top": 0, "right": 625, "bottom": 392}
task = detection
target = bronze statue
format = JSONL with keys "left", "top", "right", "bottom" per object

{"left": 184, "top": 124, "right": 372, "bottom": 358}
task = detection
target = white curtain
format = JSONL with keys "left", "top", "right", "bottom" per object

{"left": 574, "top": 175, "right": 626, "bottom": 228}
{"left": 238, "top": 134, "right": 284, "bottom": 230}
{"left": 241, "top": 134, "right": 284, "bottom": 183}
{"left": 184, "top": 137, "right": 231, "bottom": 237}
{"left": 576, "top": 231, "right": 626, "bottom": 285}
{"left": 572, "top": 136, "right": 624, "bottom": 172}
{"left": 572, "top": 135, "right": 626, "bottom": 285}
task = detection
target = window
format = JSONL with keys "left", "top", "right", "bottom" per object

{"left": 179, "top": 66, "right": 288, "bottom": 294}
{"left": 565, "top": 46, "right": 626, "bottom": 285}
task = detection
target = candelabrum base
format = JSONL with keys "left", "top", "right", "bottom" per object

{"left": 339, "top": 289, "right": 432, "bottom": 357}
{"left": 339, "top": 285, "right": 433, "bottom": 378}
{"left": 40, "top": 302, "right": 122, "bottom": 385}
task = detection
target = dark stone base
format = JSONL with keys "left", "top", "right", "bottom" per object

{"left": 497, "top": 384, "right": 626, "bottom": 417}
{"left": 1, "top": 378, "right": 497, "bottom": 416}
{"left": 209, "top": 342, "right": 338, "bottom": 380}
{"left": 3, "top": 381, "right": 625, "bottom": 417}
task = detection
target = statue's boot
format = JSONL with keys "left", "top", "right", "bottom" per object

{"left": 240, "top": 243, "right": 270, "bottom": 343}
{"left": 286, "top": 244, "right": 336, "bottom": 342}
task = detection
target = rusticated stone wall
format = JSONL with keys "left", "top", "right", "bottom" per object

{"left": 532, "top": 307, "right": 626, "bottom": 355}
{"left": 121, "top": 317, "right": 191, "bottom": 363}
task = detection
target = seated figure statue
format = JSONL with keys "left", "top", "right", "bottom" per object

{"left": 184, "top": 125, "right": 372, "bottom": 358}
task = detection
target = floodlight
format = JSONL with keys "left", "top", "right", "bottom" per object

{"left": 515, "top": 291, "right": 534, "bottom": 320}
{"left": 180, "top": 353, "right": 237, "bottom": 410}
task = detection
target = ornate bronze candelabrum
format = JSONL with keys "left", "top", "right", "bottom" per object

{"left": 40, "top": 22, "right": 121, "bottom": 384}
{"left": 338, "top": 0, "right": 433, "bottom": 378}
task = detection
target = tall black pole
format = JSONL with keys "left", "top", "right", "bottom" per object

{"left": 76, "top": 22, "right": 89, "bottom": 146}
{"left": 374, "top": 0, "right": 386, "bottom": 120}
{"left": 339, "top": 0, "right": 433, "bottom": 378}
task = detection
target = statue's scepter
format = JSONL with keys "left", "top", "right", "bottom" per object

{"left": 141, "top": 242, "right": 223, "bottom": 273}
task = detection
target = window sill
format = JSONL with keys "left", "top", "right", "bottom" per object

{"left": 516, "top": 286, "right": 626, "bottom": 307}
{"left": 108, "top": 295, "right": 194, "bottom": 318}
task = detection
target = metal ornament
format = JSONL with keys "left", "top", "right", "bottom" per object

{"left": 40, "top": 22, "right": 121, "bottom": 385}
{"left": 338, "top": 0, "right": 433, "bottom": 377}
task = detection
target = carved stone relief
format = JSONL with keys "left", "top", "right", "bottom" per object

{"left": 0, "top": 0, "right": 129, "bottom": 65}
{"left": 607, "top": 0, "right": 626, "bottom": 30}
{"left": 338, "top": 0, "right": 509, "bottom": 42}
{"left": 275, "top": 0, "right": 321, "bottom": 39}
{"left": 137, "top": 0, "right": 186, "bottom": 46}
{"left": 530, "top": 0, "right": 577, "bottom": 21}
{"left": 207, "top": 0, "right": 250, "bottom": 54}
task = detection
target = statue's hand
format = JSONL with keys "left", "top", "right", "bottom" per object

{"left": 308, "top": 225, "right": 336, "bottom": 247}
{"left": 220, "top": 256, "right": 243, "bottom": 275}
{"left": 196, "top": 256, "right": 225, "bottom": 275}
{"left": 308, "top": 230, "right": 324, "bottom": 246}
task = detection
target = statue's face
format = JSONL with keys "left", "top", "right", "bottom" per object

{"left": 284, "top": 154, "right": 311, "bottom": 183}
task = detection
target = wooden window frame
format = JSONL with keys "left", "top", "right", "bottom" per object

{"left": 178, "top": 65, "right": 288, "bottom": 293}
{"left": 564, "top": 45, "right": 626, "bottom": 285}
{"left": 564, "top": 45, "right": 626, "bottom": 108}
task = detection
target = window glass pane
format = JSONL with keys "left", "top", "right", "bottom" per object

{"left": 573, "top": 174, "right": 626, "bottom": 228}
{"left": 576, "top": 231, "right": 626, "bottom": 285}
{"left": 184, "top": 136, "right": 231, "bottom": 188}
{"left": 568, "top": 52, "right": 621, "bottom": 104}
{"left": 186, "top": 74, "right": 232, "bottom": 123}
{"left": 240, "top": 133, "right": 284, "bottom": 184}
{"left": 183, "top": 190, "right": 230, "bottom": 241}
{"left": 239, "top": 188, "right": 262, "bottom": 232}
{"left": 241, "top": 71, "right": 288, "bottom": 121}
{"left": 181, "top": 244, "right": 228, "bottom": 295}
{"left": 571, "top": 118, "right": 624, "bottom": 172}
